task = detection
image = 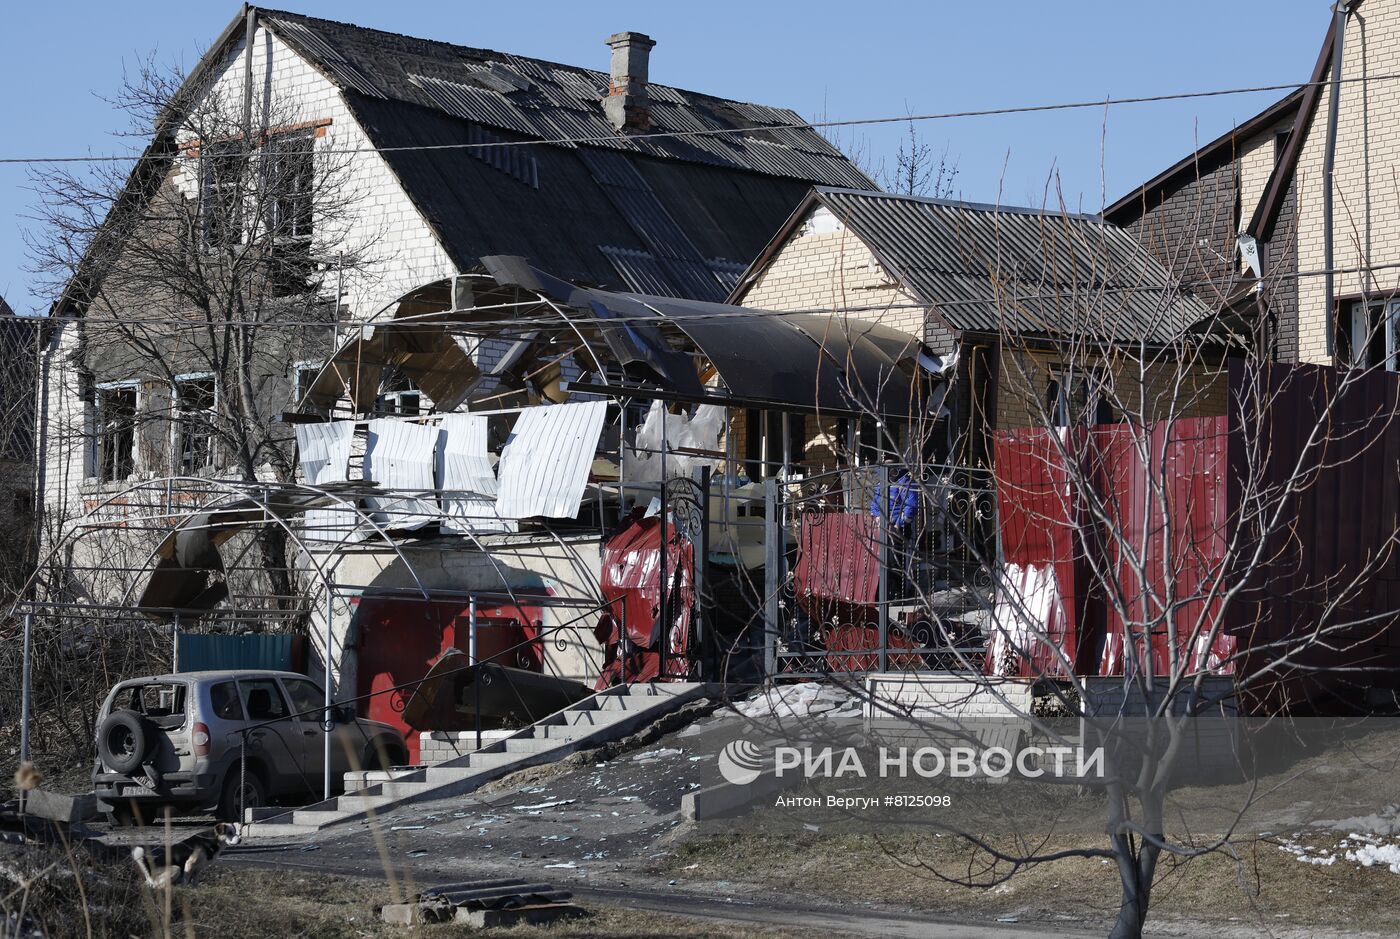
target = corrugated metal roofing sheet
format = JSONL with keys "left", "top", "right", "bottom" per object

{"left": 496, "top": 400, "right": 608, "bottom": 520}
{"left": 261, "top": 9, "right": 871, "bottom": 189}
{"left": 364, "top": 419, "right": 440, "bottom": 530}
{"left": 814, "top": 188, "right": 1213, "bottom": 342}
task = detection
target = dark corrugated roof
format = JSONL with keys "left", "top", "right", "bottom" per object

{"left": 344, "top": 93, "right": 816, "bottom": 300}
{"left": 259, "top": 9, "right": 871, "bottom": 189}
{"left": 795, "top": 188, "right": 1213, "bottom": 343}
{"left": 253, "top": 9, "right": 874, "bottom": 300}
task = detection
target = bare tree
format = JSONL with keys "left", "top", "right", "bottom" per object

{"left": 27, "top": 58, "right": 374, "bottom": 614}
{"left": 753, "top": 196, "right": 1400, "bottom": 938}
{"left": 878, "top": 119, "right": 959, "bottom": 198}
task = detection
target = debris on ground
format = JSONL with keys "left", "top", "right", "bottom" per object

{"left": 379, "top": 878, "right": 585, "bottom": 927}
{"left": 732, "top": 683, "right": 861, "bottom": 722}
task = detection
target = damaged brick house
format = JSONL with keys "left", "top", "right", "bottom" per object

{"left": 37, "top": 4, "right": 876, "bottom": 751}
{"left": 727, "top": 187, "right": 1227, "bottom": 471}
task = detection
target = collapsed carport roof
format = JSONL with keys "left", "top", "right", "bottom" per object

{"left": 302, "top": 256, "right": 941, "bottom": 420}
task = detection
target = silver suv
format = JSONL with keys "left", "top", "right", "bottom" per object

{"left": 92, "top": 670, "right": 407, "bottom": 823}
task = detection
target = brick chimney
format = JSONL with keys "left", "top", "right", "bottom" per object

{"left": 602, "top": 31, "right": 656, "bottom": 132}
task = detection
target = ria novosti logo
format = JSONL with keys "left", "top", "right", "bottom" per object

{"left": 717, "top": 739, "right": 768, "bottom": 785}
{"left": 714, "top": 738, "right": 1105, "bottom": 785}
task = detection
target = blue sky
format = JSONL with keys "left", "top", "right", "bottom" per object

{"left": 0, "top": 1, "right": 1330, "bottom": 314}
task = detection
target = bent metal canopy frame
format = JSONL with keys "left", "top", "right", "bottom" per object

{"left": 300, "top": 255, "right": 944, "bottom": 421}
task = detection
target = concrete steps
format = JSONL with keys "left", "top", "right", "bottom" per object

{"left": 243, "top": 681, "right": 711, "bottom": 838}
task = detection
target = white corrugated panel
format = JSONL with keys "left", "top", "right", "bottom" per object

{"left": 295, "top": 421, "right": 355, "bottom": 544}
{"left": 436, "top": 413, "right": 513, "bottom": 534}
{"left": 496, "top": 401, "right": 607, "bottom": 520}
{"left": 364, "top": 419, "right": 440, "bottom": 530}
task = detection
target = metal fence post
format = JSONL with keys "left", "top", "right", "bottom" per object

{"left": 20, "top": 612, "right": 32, "bottom": 765}
{"left": 323, "top": 579, "right": 334, "bottom": 801}
{"left": 877, "top": 465, "right": 890, "bottom": 673}
{"left": 764, "top": 477, "right": 780, "bottom": 678}
{"left": 470, "top": 595, "right": 480, "bottom": 751}
{"left": 694, "top": 466, "right": 710, "bottom": 680}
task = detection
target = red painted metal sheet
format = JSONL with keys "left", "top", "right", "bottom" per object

{"left": 1091, "top": 418, "right": 1235, "bottom": 678}
{"left": 794, "top": 508, "right": 881, "bottom": 606}
{"left": 990, "top": 428, "right": 1084, "bottom": 679}
{"left": 354, "top": 596, "right": 544, "bottom": 764}
{"left": 596, "top": 513, "right": 694, "bottom": 687}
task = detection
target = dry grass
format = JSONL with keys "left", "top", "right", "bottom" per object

{"left": 663, "top": 830, "right": 1400, "bottom": 934}
{"left": 9, "top": 863, "right": 820, "bottom": 939}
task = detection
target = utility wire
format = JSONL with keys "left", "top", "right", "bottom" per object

{"left": 0, "top": 73, "right": 1388, "bottom": 167}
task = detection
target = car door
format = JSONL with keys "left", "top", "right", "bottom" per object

{"left": 279, "top": 677, "right": 365, "bottom": 782}
{"left": 279, "top": 677, "right": 336, "bottom": 783}
{"left": 235, "top": 677, "right": 312, "bottom": 797}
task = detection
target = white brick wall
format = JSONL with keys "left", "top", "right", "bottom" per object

{"left": 42, "top": 24, "right": 457, "bottom": 523}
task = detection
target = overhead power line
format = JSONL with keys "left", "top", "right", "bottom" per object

{"left": 0, "top": 73, "right": 1392, "bottom": 167}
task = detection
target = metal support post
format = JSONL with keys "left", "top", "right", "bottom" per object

{"left": 694, "top": 465, "right": 711, "bottom": 679}
{"left": 658, "top": 413, "right": 669, "bottom": 680}
{"left": 172, "top": 612, "right": 180, "bottom": 672}
{"left": 763, "top": 477, "right": 780, "bottom": 678}
{"left": 20, "top": 613, "right": 32, "bottom": 765}
{"left": 470, "top": 596, "right": 481, "bottom": 751}
{"left": 877, "top": 465, "right": 890, "bottom": 673}
{"left": 323, "top": 579, "right": 334, "bottom": 801}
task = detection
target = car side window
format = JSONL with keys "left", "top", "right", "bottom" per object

{"left": 209, "top": 681, "right": 244, "bottom": 720}
{"left": 281, "top": 679, "right": 325, "bottom": 721}
{"left": 238, "top": 679, "right": 289, "bottom": 721}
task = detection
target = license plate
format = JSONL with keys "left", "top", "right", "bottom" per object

{"left": 120, "top": 785, "right": 157, "bottom": 798}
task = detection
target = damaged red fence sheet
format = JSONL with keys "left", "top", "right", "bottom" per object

{"left": 596, "top": 512, "right": 694, "bottom": 687}
{"left": 991, "top": 419, "right": 1234, "bottom": 680}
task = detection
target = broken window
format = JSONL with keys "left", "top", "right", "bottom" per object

{"left": 95, "top": 384, "right": 137, "bottom": 481}
{"left": 199, "top": 140, "right": 245, "bottom": 250}
{"left": 265, "top": 132, "right": 315, "bottom": 295}
{"left": 375, "top": 370, "right": 421, "bottom": 417}
{"left": 1338, "top": 299, "right": 1400, "bottom": 371}
{"left": 174, "top": 376, "right": 217, "bottom": 474}
{"left": 744, "top": 409, "right": 806, "bottom": 479}
{"left": 1046, "top": 366, "right": 1115, "bottom": 427}
{"left": 292, "top": 361, "right": 328, "bottom": 417}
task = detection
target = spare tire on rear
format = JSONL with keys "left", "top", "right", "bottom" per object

{"left": 98, "top": 709, "right": 156, "bottom": 775}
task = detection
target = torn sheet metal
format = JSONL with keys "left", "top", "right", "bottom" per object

{"left": 296, "top": 421, "right": 357, "bottom": 543}
{"left": 401, "top": 650, "right": 591, "bottom": 730}
{"left": 496, "top": 400, "right": 607, "bottom": 519}
{"left": 137, "top": 482, "right": 378, "bottom": 621}
{"left": 364, "top": 419, "right": 440, "bottom": 530}
{"left": 436, "top": 413, "right": 513, "bottom": 534}
{"left": 624, "top": 400, "right": 724, "bottom": 484}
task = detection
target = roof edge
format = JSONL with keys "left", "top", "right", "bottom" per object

{"left": 1103, "top": 88, "right": 1304, "bottom": 226}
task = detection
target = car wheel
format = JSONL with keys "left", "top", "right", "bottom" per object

{"left": 364, "top": 740, "right": 407, "bottom": 772}
{"left": 216, "top": 766, "right": 266, "bottom": 822}
{"left": 97, "top": 710, "right": 156, "bottom": 775}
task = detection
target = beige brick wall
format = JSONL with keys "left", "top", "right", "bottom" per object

{"left": 992, "top": 346, "right": 1228, "bottom": 430}
{"left": 1292, "top": 2, "right": 1400, "bottom": 363}
{"left": 735, "top": 207, "right": 952, "bottom": 350}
